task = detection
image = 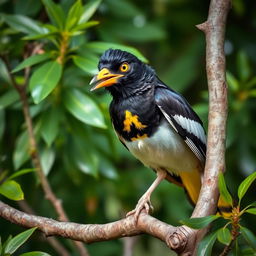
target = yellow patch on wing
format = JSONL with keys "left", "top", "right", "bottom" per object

{"left": 123, "top": 110, "right": 147, "bottom": 132}
{"left": 131, "top": 134, "right": 148, "bottom": 141}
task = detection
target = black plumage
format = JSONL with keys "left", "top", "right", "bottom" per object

{"left": 90, "top": 49, "right": 230, "bottom": 220}
{"left": 93, "top": 49, "right": 206, "bottom": 159}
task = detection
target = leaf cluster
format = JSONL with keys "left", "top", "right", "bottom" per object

{"left": 181, "top": 172, "right": 256, "bottom": 255}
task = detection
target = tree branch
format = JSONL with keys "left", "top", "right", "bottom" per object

{"left": 194, "top": 0, "right": 230, "bottom": 219}
{"left": 0, "top": 200, "right": 178, "bottom": 245}
{"left": 1, "top": 46, "right": 89, "bottom": 256}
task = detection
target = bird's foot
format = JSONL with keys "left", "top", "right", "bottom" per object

{"left": 126, "top": 195, "right": 154, "bottom": 222}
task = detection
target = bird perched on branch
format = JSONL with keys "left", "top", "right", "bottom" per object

{"left": 90, "top": 49, "right": 230, "bottom": 221}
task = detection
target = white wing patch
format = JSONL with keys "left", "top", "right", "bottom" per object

{"left": 157, "top": 106, "right": 206, "bottom": 163}
{"left": 173, "top": 115, "right": 206, "bottom": 144}
{"left": 158, "top": 106, "right": 178, "bottom": 133}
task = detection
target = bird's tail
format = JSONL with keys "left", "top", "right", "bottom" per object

{"left": 179, "top": 170, "right": 232, "bottom": 217}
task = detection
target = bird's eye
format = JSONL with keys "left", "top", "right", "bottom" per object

{"left": 119, "top": 62, "right": 130, "bottom": 72}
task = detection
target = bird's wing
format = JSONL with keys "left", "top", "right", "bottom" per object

{"left": 155, "top": 84, "right": 206, "bottom": 164}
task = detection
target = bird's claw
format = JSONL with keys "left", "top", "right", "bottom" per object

{"left": 126, "top": 196, "right": 154, "bottom": 222}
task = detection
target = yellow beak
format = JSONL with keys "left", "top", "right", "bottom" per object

{"left": 90, "top": 68, "right": 124, "bottom": 91}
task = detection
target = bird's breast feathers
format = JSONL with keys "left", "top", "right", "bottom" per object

{"left": 121, "top": 120, "right": 201, "bottom": 175}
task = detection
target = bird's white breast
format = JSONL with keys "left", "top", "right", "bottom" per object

{"left": 124, "top": 121, "right": 200, "bottom": 174}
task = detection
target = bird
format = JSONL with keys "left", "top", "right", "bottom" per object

{"left": 90, "top": 49, "right": 230, "bottom": 221}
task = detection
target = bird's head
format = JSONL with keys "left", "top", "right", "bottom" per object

{"left": 90, "top": 49, "right": 155, "bottom": 98}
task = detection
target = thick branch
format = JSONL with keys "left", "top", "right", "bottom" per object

{"left": 193, "top": 0, "right": 230, "bottom": 218}
{"left": 0, "top": 200, "right": 178, "bottom": 246}
{"left": 187, "top": 0, "right": 231, "bottom": 254}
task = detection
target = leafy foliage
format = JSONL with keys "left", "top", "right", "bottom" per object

{"left": 195, "top": 172, "right": 256, "bottom": 255}
{"left": 0, "top": 228, "right": 37, "bottom": 256}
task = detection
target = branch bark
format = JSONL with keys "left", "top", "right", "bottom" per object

{"left": 194, "top": 0, "right": 230, "bottom": 219}
{"left": 0, "top": 200, "right": 176, "bottom": 244}
{"left": 0, "top": 0, "right": 230, "bottom": 255}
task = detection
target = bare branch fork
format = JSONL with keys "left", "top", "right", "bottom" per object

{"left": 0, "top": 0, "right": 230, "bottom": 255}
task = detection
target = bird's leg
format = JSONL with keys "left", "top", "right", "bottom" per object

{"left": 126, "top": 169, "right": 167, "bottom": 222}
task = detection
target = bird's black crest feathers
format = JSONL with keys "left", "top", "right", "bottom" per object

{"left": 99, "top": 49, "right": 140, "bottom": 69}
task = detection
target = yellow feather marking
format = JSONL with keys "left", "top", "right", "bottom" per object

{"left": 179, "top": 170, "right": 202, "bottom": 205}
{"left": 217, "top": 196, "right": 233, "bottom": 218}
{"left": 131, "top": 134, "right": 148, "bottom": 141}
{"left": 123, "top": 110, "right": 147, "bottom": 132}
{"left": 179, "top": 169, "right": 232, "bottom": 217}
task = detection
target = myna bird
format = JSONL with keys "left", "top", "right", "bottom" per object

{"left": 90, "top": 49, "right": 230, "bottom": 221}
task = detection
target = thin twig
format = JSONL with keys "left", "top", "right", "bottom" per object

{"left": 1, "top": 47, "right": 89, "bottom": 256}
{"left": 122, "top": 237, "right": 139, "bottom": 256}
{"left": 220, "top": 207, "right": 240, "bottom": 256}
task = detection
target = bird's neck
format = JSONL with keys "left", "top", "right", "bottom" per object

{"left": 108, "top": 70, "right": 156, "bottom": 100}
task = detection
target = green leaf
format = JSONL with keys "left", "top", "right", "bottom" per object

{"left": 245, "top": 208, "right": 256, "bottom": 215}
{"left": 2, "top": 14, "right": 48, "bottom": 35}
{"left": 240, "top": 226, "right": 256, "bottom": 250}
{"left": 2, "top": 235, "right": 13, "bottom": 254}
{"left": 69, "top": 135, "right": 99, "bottom": 178}
{"left": 75, "top": 149, "right": 98, "bottom": 178}
{"left": 180, "top": 215, "right": 220, "bottom": 229}
{"left": 197, "top": 231, "right": 217, "bottom": 256}
{"left": 237, "top": 51, "right": 251, "bottom": 82}
{"left": 0, "top": 59, "right": 12, "bottom": 85}
{"left": 85, "top": 41, "right": 148, "bottom": 63}
{"left": 249, "top": 89, "right": 256, "bottom": 98}
{"left": 40, "top": 108, "right": 60, "bottom": 146}
{"left": 23, "top": 31, "right": 58, "bottom": 41}
{"left": 101, "top": 21, "right": 166, "bottom": 42}
{"left": 238, "top": 172, "right": 256, "bottom": 203}
{"left": 226, "top": 71, "right": 239, "bottom": 92}
{"left": 20, "top": 252, "right": 51, "bottom": 256}
{"left": 0, "top": 180, "right": 24, "bottom": 200}
{"left": 79, "top": 0, "right": 102, "bottom": 24}
{"left": 72, "top": 55, "right": 98, "bottom": 75}
{"left": 14, "top": 0, "right": 42, "bottom": 16}
{"left": 12, "top": 53, "right": 51, "bottom": 73}
{"left": 247, "top": 202, "right": 256, "bottom": 208}
{"left": 40, "top": 147, "right": 55, "bottom": 176}
{"left": 13, "top": 131, "right": 30, "bottom": 170}
{"left": 65, "top": 0, "right": 83, "bottom": 30}
{"left": 0, "top": 110, "right": 4, "bottom": 140}
{"left": 64, "top": 88, "right": 106, "bottom": 128}
{"left": 217, "top": 227, "right": 232, "bottom": 245}
{"left": 218, "top": 173, "right": 233, "bottom": 206}
{"left": 104, "top": 0, "right": 140, "bottom": 18}
{"left": 71, "top": 20, "right": 99, "bottom": 33}
{"left": 0, "top": 90, "right": 20, "bottom": 110}
{"left": 4, "top": 227, "right": 37, "bottom": 254}
{"left": 42, "top": 0, "right": 65, "bottom": 29}
{"left": 7, "top": 168, "right": 36, "bottom": 181}
{"left": 245, "top": 77, "right": 256, "bottom": 89}
{"left": 29, "top": 61, "right": 62, "bottom": 104}
{"left": 99, "top": 157, "right": 118, "bottom": 180}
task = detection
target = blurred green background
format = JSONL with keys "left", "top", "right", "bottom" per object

{"left": 0, "top": 0, "right": 256, "bottom": 255}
